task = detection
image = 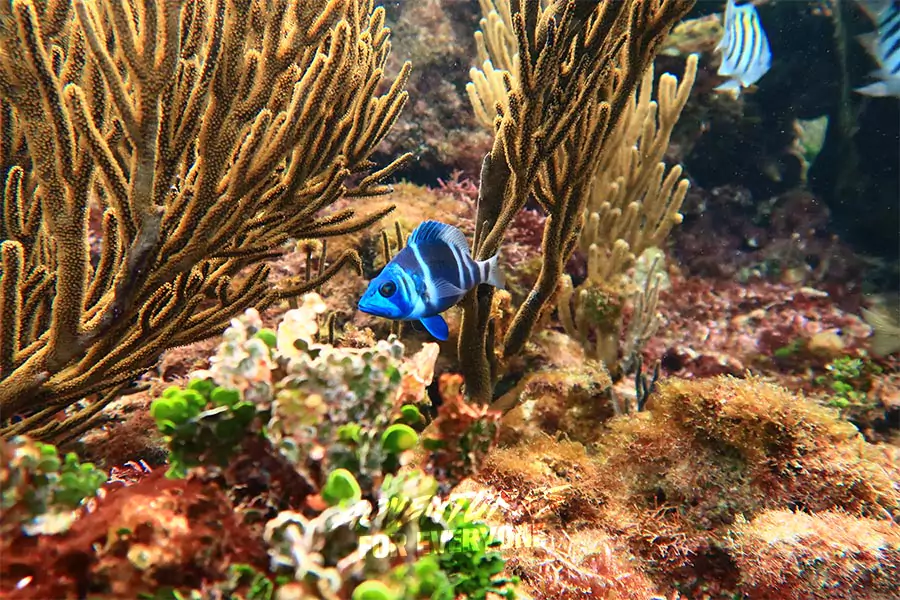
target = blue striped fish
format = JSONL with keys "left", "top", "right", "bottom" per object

{"left": 714, "top": 0, "right": 772, "bottom": 96}
{"left": 855, "top": 0, "right": 900, "bottom": 97}
{"left": 357, "top": 221, "right": 505, "bottom": 341}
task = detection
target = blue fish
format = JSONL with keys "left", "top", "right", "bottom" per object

{"left": 855, "top": 0, "right": 900, "bottom": 97}
{"left": 358, "top": 221, "right": 505, "bottom": 341}
{"left": 714, "top": 0, "right": 772, "bottom": 96}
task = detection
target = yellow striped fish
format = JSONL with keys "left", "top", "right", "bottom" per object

{"left": 715, "top": 0, "right": 772, "bottom": 96}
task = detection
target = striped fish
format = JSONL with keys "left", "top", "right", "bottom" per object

{"left": 714, "top": 0, "right": 772, "bottom": 96}
{"left": 357, "top": 220, "right": 504, "bottom": 341}
{"left": 855, "top": 0, "right": 900, "bottom": 97}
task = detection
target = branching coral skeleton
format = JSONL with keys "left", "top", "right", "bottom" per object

{"left": 0, "top": 0, "right": 411, "bottom": 441}
{"left": 462, "top": 0, "right": 695, "bottom": 401}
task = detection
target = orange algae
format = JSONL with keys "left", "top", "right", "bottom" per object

{"left": 469, "top": 375, "right": 899, "bottom": 598}
{"left": 729, "top": 509, "right": 900, "bottom": 599}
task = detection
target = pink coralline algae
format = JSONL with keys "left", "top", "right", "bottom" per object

{"left": 644, "top": 276, "right": 873, "bottom": 378}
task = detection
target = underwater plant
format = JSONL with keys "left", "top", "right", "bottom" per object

{"left": 475, "top": 374, "right": 899, "bottom": 598}
{"left": 729, "top": 509, "right": 900, "bottom": 599}
{"left": 459, "top": 0, "right": 695, "bottom": 403}
{"left": 0, "top": 296, "right": 515, "bottom": 598}
{"left": 0, "top": 0, "right": 411, "bottom": 442}
{"left": 143, "top": 297, "right": 515, "bottom": 599}
{"left": 150, "top": 379, "right": 260, "bottom": 479}
{"left": 0, "top": 436, "right": 106, "bottom": 536}
{"left": 815, "top": 355, "right": 884, "bottom": 418}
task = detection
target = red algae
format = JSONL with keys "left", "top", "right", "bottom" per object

{"left": 1, "top": 473, "right": 267, "bottom": 599}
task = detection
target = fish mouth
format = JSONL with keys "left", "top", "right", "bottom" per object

{"left": 357, "top": 297, "right": 376, "bottom": 315}
{"left": 357, "top": 296, "right": 401, "bottom": 319}
{"left": 357, "top": 297, "right": 384, "bottom": 317}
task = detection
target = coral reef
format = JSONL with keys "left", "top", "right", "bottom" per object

{"left": 2, "top": 298, "right": 518, "bottom": 599}
{"left": 644, "top": 276, "right": 872, "bottom": 379}
{"left": 0, "top": 0, "right": 410, "bottom": 442}
{"left": 378, "top": 0, "right": 494, "bottom": 181}
{"left": 1, "top": 2, "right": 898, "bottom": 599}
{"left": 673, "top": 185, "right": 863, "bottom": 288}
{"left": 473, "top": 375, "right": 899, "bottom": 599}
{"left": 2, "top": 470, "right": 271, "bottom": 599}
{"left": 492, "top": 331, "right": 613, "bottom": 446}
{"left": 729, "top": 509, "right": 900, "bottom": 599}
{"left": 460, "top": 0, "right": 695, "bottom": 403}
{"left": 1, "top": 436, "right": 106, "bottom": 537}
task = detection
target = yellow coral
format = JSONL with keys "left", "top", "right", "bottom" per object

{"left": 467, "top": 4, "right": 696, "bottom": 378}
{"left": 459, "top": 0, "right": 695, "bottom": 402}
{"left": 0, "top": 0, "right": 410, "bottom": 440}
{"left": 560, "top": 56, "right": 697, "bottom": 374}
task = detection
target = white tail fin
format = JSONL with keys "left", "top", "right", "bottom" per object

{"left": 862, "top": 307, "right": 900, "bottom": 357}
{"left": 481, "top": 254, "right": 505, "bottom": 290}
{"left": 855, "top": 81, "right": 892, "bottom": 97}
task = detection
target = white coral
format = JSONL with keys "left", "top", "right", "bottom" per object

{"left": 277, "top": 293, "right": 329, "bottom": 360}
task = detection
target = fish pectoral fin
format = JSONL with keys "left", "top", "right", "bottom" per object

{"left": 714, "top": 80, "right": 742, "bottom": 98}
{"left": 714, "top": 79, "right": 741, "bottom": 90}
{"left": 433, "top": 279, "right": 466, "bottom": 301}
{"left": 420, "top": 315, "right": 449, "bottom": 341}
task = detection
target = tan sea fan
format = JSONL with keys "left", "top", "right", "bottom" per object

{"left": 0, "top": 0, "right": 411, "bottom": 441}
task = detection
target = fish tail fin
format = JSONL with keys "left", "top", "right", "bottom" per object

{"left": 482, "top": 253, "right": 505, "bottom": 290}
{"left": 854, "top": 81, "right": 891, "bottom": 97}
{"left": 870, "top": 331, "right": 900, "bottom": 357}
{"left": 862, "top": 307, "right": 900, "bottom": 357}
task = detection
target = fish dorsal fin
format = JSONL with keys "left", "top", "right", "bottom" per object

{"left": 408, "top": 220, "right": 470, "bottom": 254}
{"left": 857, "top": 0, "right": 895, "bottom": 24}
{"left": 857, "top": 32, "right": 879, "bottom": 59}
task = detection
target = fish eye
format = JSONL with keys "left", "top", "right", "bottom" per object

{"left": 379, "top": 281, "right": 397, "bottom": 298}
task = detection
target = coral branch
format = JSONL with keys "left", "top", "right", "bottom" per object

{"left": 460, "top": 0, "right": 694, "bottom": 402}
{"left": 0, "top": 0, "right": 410, "bottom": 439}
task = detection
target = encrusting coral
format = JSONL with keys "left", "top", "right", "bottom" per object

{"left": 0, "top": 0, "right": 411, "bottom": 442}
{"left": 459, "top": 0, "right": 695, "bottom": 403}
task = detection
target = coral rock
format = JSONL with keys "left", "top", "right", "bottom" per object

{"left": 729, "top": 509, "right": 900, "bottom": 600}
{"left": 496, "top": 332, "right": 613, "bottom": 445}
